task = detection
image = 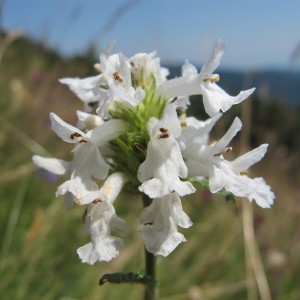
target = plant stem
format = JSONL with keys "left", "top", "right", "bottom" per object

{"left": 142, "top": 194, "right": 157, "bottom": 300}
{"left": 144, "top": 248, "right": 156, "bottom": 300}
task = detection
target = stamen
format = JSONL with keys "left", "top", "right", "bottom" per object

{"left": 203, "top": 74, "right": 220, "bottom": 83}
{"left": 159, "top": 127, "right": 168, "bottom": 133}
{"left": 158, "top": 127, "right": 170, "bottom": 139}
{"left": 92, "top": 199, "right": 103, "bottom": 204}
{"left": 240, "top": 171, "right": 248, "bottom": 176}
{"left": 179, "top": 112, "right": 187, "bottom": 128}
{"left": 113, "top": 71, "right": 123, "bottom": 83}
{"left": 70, "top": 132, "right": 87, "bottom": 143}
{"left": 214, "top": 147, "right": 232, "bottom": 157}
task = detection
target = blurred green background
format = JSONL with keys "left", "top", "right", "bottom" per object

{"left": 1, "top": 32, "right": 300, "bottom": 300}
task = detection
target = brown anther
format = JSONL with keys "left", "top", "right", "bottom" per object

{"left": 113, "top": 71, "right": 123, "bottom": 83}
{"left": 159, "top": 127, "right": 168, "bottom": 133}
{"left": 78, "top": 139, "right": 88, "bottom": 143}
{"left": 70, "top": 132, "right": 82, "bottom": 139}
{"left": 92, "top": 199, "right": 102, "bottom": 204}
{"left": 214, "top": 147, "right": 232, "bottom": 157}
{"left": 70, "top": 132, "right": 87, "bottom": 143}
{"left": 159, "top": 133, "right": 170, "bottom": 139}
{"left": 158, "top": 127, "right": 170, "bottom": 139}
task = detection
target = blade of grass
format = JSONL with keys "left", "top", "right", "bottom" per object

{"left": 0, "top": 177, "right": 29, "bottom": 274}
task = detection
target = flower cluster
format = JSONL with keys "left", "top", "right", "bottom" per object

{"left": 33, "top": 39, "right": 274, "bottom": 264}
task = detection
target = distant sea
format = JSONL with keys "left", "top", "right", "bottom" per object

{"left": 167, "top": 65, "right": 300, "bottom": 107}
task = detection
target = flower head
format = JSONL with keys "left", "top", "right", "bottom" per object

{"left": 33, "top": 39, "right": 274, "bottom": 264}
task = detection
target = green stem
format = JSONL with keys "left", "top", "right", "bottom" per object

{"left": 142, "top": 194, "right": 157, "bottom": 300}
{"left": 144, "top": 248, "right": 156, "bottom": 300}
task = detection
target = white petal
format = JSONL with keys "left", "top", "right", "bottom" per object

{"left": 209, "top": 164, "right": 227, "bottom": 193}
{"left": 130, "top": 51, "right": 169, "bottom": 85}
{"left": 56, "top": 177, "right": 104, "bottom": 205}
{"left": 153, "top": 103, "right": 181, "bottom": 138}
{"left": 50, "top": 113, "right": 87, "bottom": 143}
{"left": 87, "top": 119, "right": 127, "bottom": 146}
{"left": 231, "top": 144, "right": 269, "bottom": 172}
{"left": 202, "top": 84, "right": 255, "bottom": 117}
{"left": 77, "top": 236, "right": 123, "bottom": 264}
{"left": 138, "top": 135, "right": 195, "bottom": 198}
{"left": 182, "top": 60, "right": 198, "bottom": 77}
{"left": 247, "top": 177, "right": 275, "bottom": 208}
{"left": 139, "top": 177, "right": 195, "bottom": 198}
{"left": 73, "top": 143, "right": 109, "bottom": 180}
{"left": 212, "top": 117, "right": 242, "bottom": 154}
{"left": 77, "top": 199, "right": 126, "bottom": 264}
{"left": 179, "top": 114, "right": 221, "bottom": 152}
{"left": 209, "top": 162, "right": 275, "bottom": 208}
{"left": 200, "top": 38, "right": 225, "bottom": 76}
{"left": 59, "top": 75, "right": 109, "bottom": 112}
{"left": 99, "top": 172, "right": 128, "bottom": 204}
{"left": 185, "top": 159, "right": 210, "bottom": 178}
{"left": 59, "top": 75, "right": 103, "bottom": 91}
{"left": 140, "top": 194, "right": 192, "bottom": 257}
{"left": 158, "top": 75, "right": 201, "bottom": 99}
{"left": 32, "top": 155, "right": 70, "bottom": 175}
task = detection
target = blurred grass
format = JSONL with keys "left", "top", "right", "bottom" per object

{"left": 0, "top": 35, "right": 300, "bottom": 300}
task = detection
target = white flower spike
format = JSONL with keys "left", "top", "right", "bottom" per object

{"left": 33, "top": 39, "right": 274, "bottom": 266}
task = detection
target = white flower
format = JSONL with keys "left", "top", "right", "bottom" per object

{"left": 178, "top": 113, "right": 222, "bottom": 152}
{"left": 140, "top": 193, "right": 192, "bottom": 256}
{"left": 158, "top": 39, "right": 255, "bottom": 117}
{"left": 77, "top": 172, "right": 128, "bottom": 264}
{"left": 59, "top": 75, "right": 109, "bottom": 113}
{"left": 130, "top": 51, "right": 169, "bottom": 85}
{"left": 183, "top": 117, "right": 274, "bottom": 208}
{"left": 100, "top": 52, "right": 145, "bottom": 107}
{"left": 138, "top": 104, "right": 195, "bottom": 198}
{"left": 50, "top": 112, "right": 126, "bottom": 204}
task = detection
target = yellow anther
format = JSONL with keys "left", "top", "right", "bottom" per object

{"left": 203, "top": 74, "right": 220, "bottom": 83}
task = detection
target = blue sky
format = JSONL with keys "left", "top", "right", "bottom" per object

{"left": 3, "top": 0, "right": 300, "bottom": 70}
